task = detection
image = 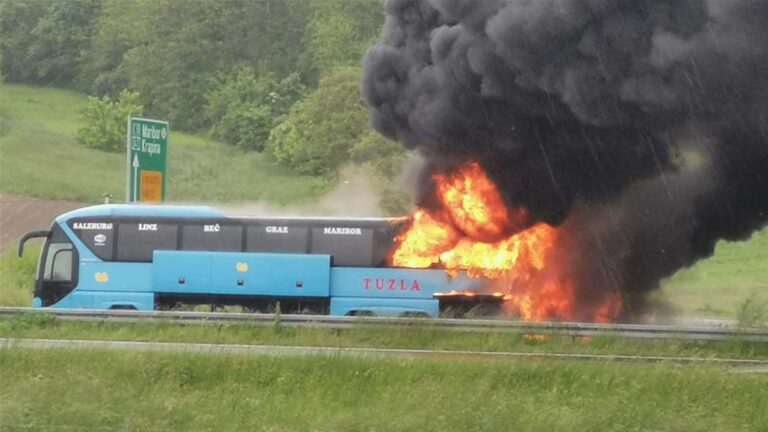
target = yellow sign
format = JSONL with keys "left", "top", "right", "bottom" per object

{"left": 140, "top": 170, "right": 163, "bottom": 202}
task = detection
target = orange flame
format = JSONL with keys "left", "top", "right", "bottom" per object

{"left": 391, "top": 162, "right": 621, "bottom": 322}
{"left": 390, "top": 211, "right": 459, "bottom": 269}
{"left": 434, "top": 162, "right": 522, "bottom": 240}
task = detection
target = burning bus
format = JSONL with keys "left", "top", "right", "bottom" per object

{"left": 17, "top": 204, "right": 494, "bottom": 318}
{"left": 18, "top": 162, "right": 620, "bottom": 322}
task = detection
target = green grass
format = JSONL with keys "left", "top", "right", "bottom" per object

{"left": 2, "top": 314, "right": 766, "bottom": 360}
{"left": 0, "top": 84, "right": 327, "bottom": 204}
{"left": 659, "top": 229, "right": 768, "bottom": 317}
{"left": 0, "top": 246, "right": 37, "bottom": 307}
{"left": 0, "top": 348, "right": 766, "bottom": 431}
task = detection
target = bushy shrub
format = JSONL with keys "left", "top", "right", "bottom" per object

{"left": 205, "top": 69, "right": 305, "bottom": 151}
{"left": 75, "top": 90, "right": 143, "bottom": 152}
{"left": 268, "top": 67, "right": 412, "bottom": 214}
{"left": 350, "top": 132, "right": 408, "bottom": 178}
{"left": 268, "top": 67, "right": 369, "bottom": 176}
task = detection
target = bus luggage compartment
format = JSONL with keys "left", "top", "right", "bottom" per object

{"left": 152, "top": 251, "right": 331, "bottom": 298}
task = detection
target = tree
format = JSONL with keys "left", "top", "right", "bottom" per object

{"left": 0, "top": 0, "right": 100, "bottom": 85}
{"left": 75, "top": 90, "right": 143, "bottom": 152}
{"left": 0, "top": 0, "right": 49, "bottom": 83}
{"left": 76, "top": 0, "right": 150, "bottom": 95}
{"left": 28, "top": 0, "right": 101, "bottom": 84}
{"left": 268, "top": 67, "right": 370, "bottom": 176}
{"left": 300, "top": 0, "right": 384, "bottom": 81}
{"left": 0, "top": 0, "right": 387, "bottom": 140}
{"left": 80, "top": 0, "right": 311, "bottom": 131}
{"left": 205, "top": 69, "right": 305, "bottom": 151}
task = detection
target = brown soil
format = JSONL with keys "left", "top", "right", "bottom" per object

{"left": 0, "top": 194, "right": 86, "bottom": 252}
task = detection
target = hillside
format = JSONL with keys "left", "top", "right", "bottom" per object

{"left": 0, "top": 84, "right": 765, "bottom": 318}
{"left": 0, "top": 84, "right": 326, "bottom": 204}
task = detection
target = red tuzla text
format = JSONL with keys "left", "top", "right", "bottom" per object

{"left": 363, "top": 278, "right": 421, "bottom": 291}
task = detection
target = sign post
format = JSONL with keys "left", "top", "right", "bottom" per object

{"left": 126, "top": 117, "right": 168, "bottom": 202}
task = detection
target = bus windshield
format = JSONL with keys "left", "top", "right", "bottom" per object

{"left": 34, "top": 223, "right": 78, "bottom": 306}
{"left": 42, "top": 242, "right": 73, "bottom": 282}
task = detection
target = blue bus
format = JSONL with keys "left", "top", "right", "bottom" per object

{"left": 18, "top": 204, "right": 498, "bottom": 317}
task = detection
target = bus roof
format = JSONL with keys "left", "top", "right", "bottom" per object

{"left": 55, "top": 204, "right": 225, "bottom": 222}
{"left": 55, "top": 204, "right": 408, "bottom": 223}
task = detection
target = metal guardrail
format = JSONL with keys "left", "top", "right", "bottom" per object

{"left": 1, "top": 307, "right": 767, "bottom": 343}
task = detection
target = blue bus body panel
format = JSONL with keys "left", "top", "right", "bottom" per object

{"left": 49, "top": 291, "right": 154, "bottom": 310}
{"left": 153, "top": 251, "right": 331, "bottom": 297}
{"left": 89, "top": 291, "right": 155, "bottom": 310}
{"left": 153, "top": 252, "right": 212, "bottom": 294}
{"left": 50, "top": 247, "right": 155, "bottom": 310}
{"left": 210, "top": 252, "right": 330, "bottom": 297}
{"left": 79, "top": 262, "right": 154, "bottom": 292}
{"left": 330, "top": 297, "right": 439, "bottom": 317}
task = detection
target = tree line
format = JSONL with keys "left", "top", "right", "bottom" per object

{"left": 0, "top": 0, "right": 409, "bottom": 213}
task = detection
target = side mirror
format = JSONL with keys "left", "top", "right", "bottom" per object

{"left": 18, "top": 230, "right": 50, "bottom": 257}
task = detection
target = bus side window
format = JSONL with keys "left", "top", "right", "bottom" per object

{"left": 246, "top": 225, "right": 308, "bottom": 253}
{"left": 116, "top": 222, "right": 178, "bottom": 262}
{"left": 45, "top": 244, "right": 73, "bottom": 281}
{"left": 181, "top": 224, "right": 243, "bottom": 251}
{"left": 310, "top": 227, "right": 374, "bottom": 267}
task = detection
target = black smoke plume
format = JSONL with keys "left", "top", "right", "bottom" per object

{"left": 363, "top": 0, "right": 768, "bottom": 317}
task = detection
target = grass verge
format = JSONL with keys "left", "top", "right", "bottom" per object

{"left": 0, "top": 245, "right": 37, "bottom": 307}
{"left": 1, "top": 348, "right": 766, "bottom": 431}
{"left": 0, "top": 84, "right": 326, "bottom": 204}
{"left": 2, "top": 314, "right": 766, "bottom": 360}
{"left": 659, "top": 228, "right": 768, "bottom": 317}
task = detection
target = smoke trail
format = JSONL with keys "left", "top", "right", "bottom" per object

{"left": 363, "top": 0, "right": 768, "bottom": 310}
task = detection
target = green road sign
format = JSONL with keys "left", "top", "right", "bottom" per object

{"left": 127, "top": 117, "right": 168, "bottom": 202}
